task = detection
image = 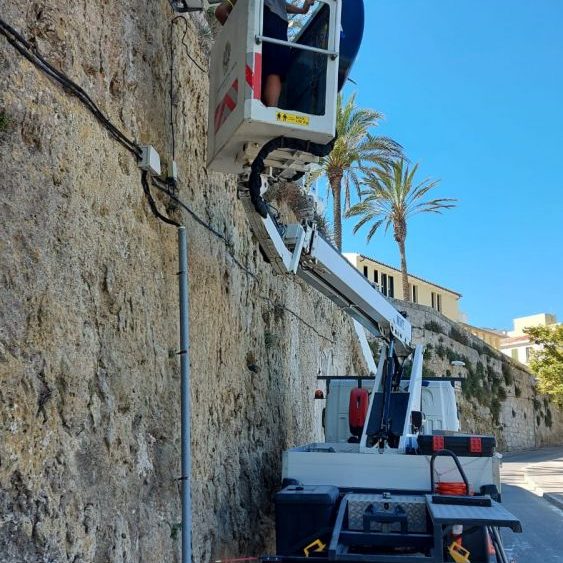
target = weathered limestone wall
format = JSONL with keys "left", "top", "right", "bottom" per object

{"left": 392, "top": 300, "right": 563, "bottom": 452}
{"left": 0, "top": 3, "right": 366, "bottom": 562}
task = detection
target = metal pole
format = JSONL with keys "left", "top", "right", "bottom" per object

{"left": 178, "top": 226, "right": 192, "bottom": 563}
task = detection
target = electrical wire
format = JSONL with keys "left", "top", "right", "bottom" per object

{"left": 169, "top": 15, "right": 207, "bottom": 166}
{"left": 151, "top": 178, "right": 336, "bottom": 343}
{"left": 142, "top": 172, "right": 181, "bottom": 227}
{"left": 0, "top": 18, "right": 142, "bottom": 159}
{"left": 0, "top": 17, "right": 184, "bottom": 227}
{"left": 172, "top": 16, "right": 208, "bottom": 74}
{"left": 151, "top": 177, "right": 258, "bottom": 278}
{"left": 1, "top": 17, "right": 336, "bottom": 342}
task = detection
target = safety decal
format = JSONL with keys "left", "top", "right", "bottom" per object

{"left": 214, "top": 79, "right": 239, "bottom": 133}
{"left": 276, "top": 111, "right": 310, "bottom": 127}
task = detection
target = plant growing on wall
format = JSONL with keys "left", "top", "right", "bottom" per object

{"left": 524, "top": 324, "right": 563, "bottom": 406}
{"left": 346, "top": 159, "right": 456, "bottom": 301}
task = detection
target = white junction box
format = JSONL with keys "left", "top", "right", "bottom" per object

{"left": 207, "top": 0, "right": 342, "bottom": 174}
{"left": 139, "top": 145, "right": 162, "bottom": 176}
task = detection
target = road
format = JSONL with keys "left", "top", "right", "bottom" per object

{"left": 500, "top": 446, "right": 563, "bottom": 563}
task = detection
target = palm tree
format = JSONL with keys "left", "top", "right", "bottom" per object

{"left": 346, "top": 159, "right": 456, "bottom": 302}
{"left": 308, "top": 93, "right": 402, "bottom": 251}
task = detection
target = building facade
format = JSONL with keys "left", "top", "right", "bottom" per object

{"left": 462, "top": 325, "right": 504, "bottom": 350}
{"left": 499, "top": 313, "right": 559, "bottom": 366}
{"left": 343, "top": 253, "right": 463, "bottom": 322}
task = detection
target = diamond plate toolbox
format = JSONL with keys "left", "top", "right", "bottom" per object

{"left": 348, "top": 494, "right": 428, "bottom": 533}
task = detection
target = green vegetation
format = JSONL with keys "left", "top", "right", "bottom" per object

{"left": 449, "top": 324, "right": 470, "bottom": 346}
{"left": 309, "top": 93, "right": 401, "bottom": 250}
{"left": 458, "top": 356, "right": 507, "bottom": 423}
{"left": 0, "top": 109, "right": 10, "bottom": 133}
{"left": 422, "top": 366, "right": 437, "bottom": 378}
{"left": 264, "top": 331, "right": 275, "bottom": 349}
{"left": 502, "top": 362, "right": 514, "bottom": 386}
{"left": 169, "top": 522, "right": 182, "bottom": 540}
{"left": 490, "top": 398, "right": 502, "bottom": 424}
{"left": 524, "top": 324, "right": 563, "bottom": 405}
{"left": 424, "top": 320, "right": 443, "bottom": 333}
{"left": 346, "top": 159, "right": 455, "bottom": 301}
{"left": 434, "top": 344, "right": 458, "bottom": 363}
{"left": 545, "top": 408, "right": 553, "bottom": 428}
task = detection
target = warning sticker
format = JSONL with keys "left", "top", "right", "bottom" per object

{"left": 276, "top": 112, "right": 310, "bottom": 127}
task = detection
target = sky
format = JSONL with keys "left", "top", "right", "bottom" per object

{"left": 323, "top": 0, "right": 562, "bottom": 329}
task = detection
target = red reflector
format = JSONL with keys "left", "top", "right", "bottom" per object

{"left": 432, "top": 436, "right": 445, "bottom": 451}
{"left": 469, "top": 437, "right": 483, "bottom": 453}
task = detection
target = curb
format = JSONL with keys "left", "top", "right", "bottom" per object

{"left": 524, "top": 465, "right": 563, "bottom": 511}
{"left": 544, "top": 493, "right": 563, "bottom": 511}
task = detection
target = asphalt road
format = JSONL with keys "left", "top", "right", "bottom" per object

{"left": 501, "top": 447, "right": 563, "bottom": 563}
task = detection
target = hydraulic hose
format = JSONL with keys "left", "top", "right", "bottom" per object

{"left": 247, "top": 136, "right": 335, "bottom": 217}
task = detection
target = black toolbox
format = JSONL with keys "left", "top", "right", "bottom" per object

{"left": 417, "top": 434, "right": 496, "bottom": 457}
{"left": 275, "top": 485, "right": 339, "bottom": 555}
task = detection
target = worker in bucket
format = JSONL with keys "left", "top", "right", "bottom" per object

{"left": 215, "top": 0, "right": 316, "bottom": 107}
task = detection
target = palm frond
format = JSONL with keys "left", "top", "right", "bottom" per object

{"left": 347, "top": 158, "right": 456, "bottom": 248}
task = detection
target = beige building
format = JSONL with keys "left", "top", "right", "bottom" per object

{"left": 344, "top": 253, "right": 463, "bottom": 322}
{"left": 500, "top": 313, "right": 559, "bottom": 366}
{"left": 462, "top": 325, "right": 504, "bottom": 350}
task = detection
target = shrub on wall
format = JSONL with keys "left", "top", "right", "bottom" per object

{"left": 424, "top": 320, "right": 443, "bottom": 333}
{"left": 449, "top": 324, "right": 470, "bottom": 346}
{"left": 502, "top": 362, "right": 514, "bottom": 386}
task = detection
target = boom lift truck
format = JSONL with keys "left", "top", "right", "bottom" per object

{"left": 200, "top": 1, "right": 522, "bottom": 561}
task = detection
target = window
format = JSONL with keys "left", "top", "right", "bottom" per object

{"left": 431, "top": 292, "right": 442, "bottom": 312}
{"left": 511, "top": 349, "right": 518, "bottom": 361}
{"left": 381, "top": 273, "right": 388, "bottom": 296}
{"left": 526, "top": 347, "right": 534, "bottom": 362}
{"left": 363, "top": 265, "right": 368, "bottom": 278}
{"left": 373, "top": 270, "right": 378, "bottom": 284}
{"left": 388, "top": 276, "right": 395, "bottom": 298}
{"left": 412, "top": 284, "right": 418, "bottom": 303}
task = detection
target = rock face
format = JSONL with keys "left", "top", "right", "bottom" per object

{"left": 0, "top": 3, "right": 367, "bottom": 561}
{"left": 393, "top": 301, "right": 563, "bottom": 452}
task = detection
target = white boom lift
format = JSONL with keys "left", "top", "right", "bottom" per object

{"left": 204, "top": 1, "right": 522, "bottom": 561}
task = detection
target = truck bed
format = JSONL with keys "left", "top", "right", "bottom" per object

{"left": 282, "top": 443, "right": 501, "bottom": 493}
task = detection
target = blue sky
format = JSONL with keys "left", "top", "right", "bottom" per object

{"left": 329, "top": 0, "right": 563, "bottom": 329}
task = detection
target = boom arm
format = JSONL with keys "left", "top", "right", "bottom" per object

{"left": 239, "top": 190, "right": 413, "bottom": 356}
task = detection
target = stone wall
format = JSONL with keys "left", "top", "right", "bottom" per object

{"left": 0, "top": 3, "right": 366, "bottom": 562}
{"left": 392, "top": 300, "right": 563, "bottom": 452}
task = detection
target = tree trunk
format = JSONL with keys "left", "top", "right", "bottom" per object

{"left": 330, "top": 174, "right": 343, "bottom": 251}
{"left": 398, "top": 236, "right": 410, "bottom": 302}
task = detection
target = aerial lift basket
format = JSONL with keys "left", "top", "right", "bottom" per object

{"left": 207, "top": 0, "right": 343, "bottom": 174}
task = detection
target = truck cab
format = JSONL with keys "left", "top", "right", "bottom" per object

{"left": 325, "top": 378, "right": 461, "bottom": 444}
